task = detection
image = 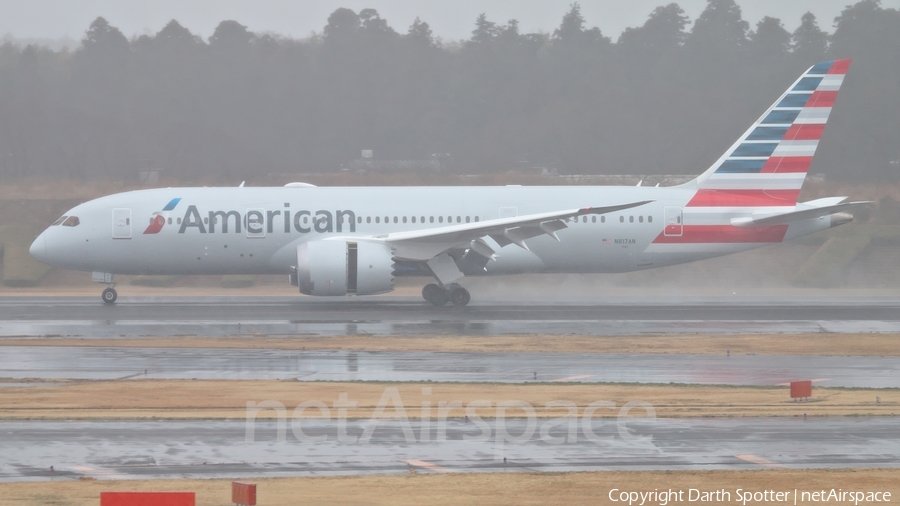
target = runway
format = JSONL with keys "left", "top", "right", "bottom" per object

{"left": 2, "top": 346, "right": 899, "bottom": 387}
{"left": 2, "top": 295, "right": 898, "bottom": 483}
{"left": 3, "top": 295, "right": 900, "bottom": 337}
{"left": 2, "top": 417, "right": 897, "bottom": 481}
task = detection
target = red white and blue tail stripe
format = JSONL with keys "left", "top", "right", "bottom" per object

{"left": 648, "top": 60, "right": 851, "bottom": 254}
{"left": 688, "top": 59, "right": 850, "bottom": 207}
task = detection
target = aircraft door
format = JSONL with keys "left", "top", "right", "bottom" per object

{"left": 664, "top": 206, "right": 683, "bottom": 237}
{"left": 112, "top": 208, "right": 132, "bottom": 239}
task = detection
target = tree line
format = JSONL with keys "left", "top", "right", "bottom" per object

{"left": 0, "top": 0, "right": 898, "bottom": 183}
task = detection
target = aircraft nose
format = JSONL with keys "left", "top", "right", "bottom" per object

{"left": 29, "top": 233, "right": 49, "bottom": 264}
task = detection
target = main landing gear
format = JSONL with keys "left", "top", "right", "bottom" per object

{"left": 422, "top": 283, "right": 470, "bottom": 307}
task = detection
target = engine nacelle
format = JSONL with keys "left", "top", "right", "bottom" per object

{"left": 296, "top": 241, "right": 394, "bottom": 296}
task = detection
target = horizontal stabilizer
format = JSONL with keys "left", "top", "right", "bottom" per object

{"left": 730, "top": 200, "right": 872, "bottom": 227}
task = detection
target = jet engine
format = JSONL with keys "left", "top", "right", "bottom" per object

{"left": 294, "top": 241, "right": 394, "bottom": 296}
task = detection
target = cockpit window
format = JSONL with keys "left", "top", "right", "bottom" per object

{"left": 52, "top": 216, "right": 67, "bottom": 226}
{"left": 62, "top": 216, "right": 80, "bottom": 227}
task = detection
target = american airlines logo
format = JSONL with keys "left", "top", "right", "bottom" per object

{"left": 176, "top": 205, "right": 357, "bottom": 234}
{"left": 143, "top": 198, "right": 182, "bottom": 234}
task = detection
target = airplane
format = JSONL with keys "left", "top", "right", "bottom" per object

{"left": 30, "top": 59, "right": 869, "bottom": 306}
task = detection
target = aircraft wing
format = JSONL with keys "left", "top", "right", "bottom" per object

{"left": 356, "top": 200, "right": 653, "bottom": 261}
{"left": 730, "top": 199, "right": 872, "bottom": 228}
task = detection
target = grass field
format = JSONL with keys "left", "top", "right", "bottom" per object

{"left": 3, "top": 332, "right": 899, "bottom": 356}
{"left": 0, "top": 379, "right": 896, "bottom": 420}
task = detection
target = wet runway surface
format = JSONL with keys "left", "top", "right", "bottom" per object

{"left": 3, "top": 295, "right": 898, "bottom": 482}
{"left": 2, "top": 417, "right": 897, "bottom": 481}
{"left": 2, "top": 346, "right": 899, "bottom": 388}
{"left": 4, "top": 296, "right": 900, "bottom": 336}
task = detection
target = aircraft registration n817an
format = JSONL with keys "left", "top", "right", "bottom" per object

{"left": 30, "top": 60, "right": 868, "bottom": 305}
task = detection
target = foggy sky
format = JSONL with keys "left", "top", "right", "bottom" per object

{"left": 3, "top": 0, "right": 899, "bottom": 45}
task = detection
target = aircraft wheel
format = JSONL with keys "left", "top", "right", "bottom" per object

{"left": 422, "top": 283, "right": 442, "bottom": 302}
{"left": 450, "top": 287, "right": 470, "bottom": 307}
{"left": 101, "top": 287, "right": 118, "bottom": 304}
{"left": 429, "top": 288, "right": 449, "bottom": 306}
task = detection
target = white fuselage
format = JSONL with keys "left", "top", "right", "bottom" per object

{"left": 30, "top": 185, "right": 834, "bottom": 277}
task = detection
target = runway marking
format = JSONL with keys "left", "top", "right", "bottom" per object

{"left": 776, "top": 378, "right": 830, "bottom": 386}
{"left": 550, "top": 374, "right": 595, "bottom": 382}
{"left": 404, "top": 459, "right": 450, "bottom": 472}
{"left": 735, "top": 454, "right": 785, "bottom": 468}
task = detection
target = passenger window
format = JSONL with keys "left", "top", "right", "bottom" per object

{"left": 412, "top": 217, "right": 416, "bottom": 223}
{"left": 475, "top": 216, "right": 479, "bottom": 222}
{"left": 456, "top": 216, "right": 461, "bottom": 223}
{"left": 403, "top": 217, "right": 407, "bottom": 223}
{"left": 619, "top": 216, "right": 624, "bottom": 223}
{"left": 204, "top": 217, "right": 209, "bottom": 225}
{"left": 639, "top": 216, "right": 644, "bottom": 223}
{"left": 439, "top": 217, "right": 443, "bottom": 223}
{"left": 357, "top": 217, "right": 362, "bottom": 224}
{"left": 582, "top": 216, "right": 587, "bottom": 223}
{"left": 421, "top": 216, "right": 425, "bottom": 223}
{"left": 168, "top": 217, "right": 173, "bottom": 225}
{"left": 367, "top": 217, "right": 371, "bottom": 223}
{"left": 430, "top": 217, "right": 434, "bottom": 223}
{"left": 375, "top": 217, "right": 380, "bottom": 223}
{"left": 629, "top": 216, "right": 634, "bottom": 223}
{"left": 466, "top": 216, "right": 470, "bottom": 223}
{"left": 393, "top": 217, "right": 398, "bottom": 223}
{"left": 592, "top": 216, "right": 596, "bottom": 223}
{"left": 62, "top": 216, "right": 80, "bottom": 227}
{"left": 648, "top": 216, "right": 653, "bottom": 223}
{"left": 601, "top": 216, "right": 605, "bottom": 223}
{"left": 52, "top": 216, "right": 67, "bottom": 226}
{"left": 177, "top": 218, "right": 182, "bottom": 224}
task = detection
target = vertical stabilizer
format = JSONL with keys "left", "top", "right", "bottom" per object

{"left": 683, "top": 60, "right": 850, "bottom": 207}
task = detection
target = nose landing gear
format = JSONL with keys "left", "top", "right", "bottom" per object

{"left": 422, "top": 283, "right": 470, "bottom": 307}
{"left": 92, "top": 272, "right": 117, "bottom": 304}
{"left": 101, "top": 287, "right": 118, "bottom": 304}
